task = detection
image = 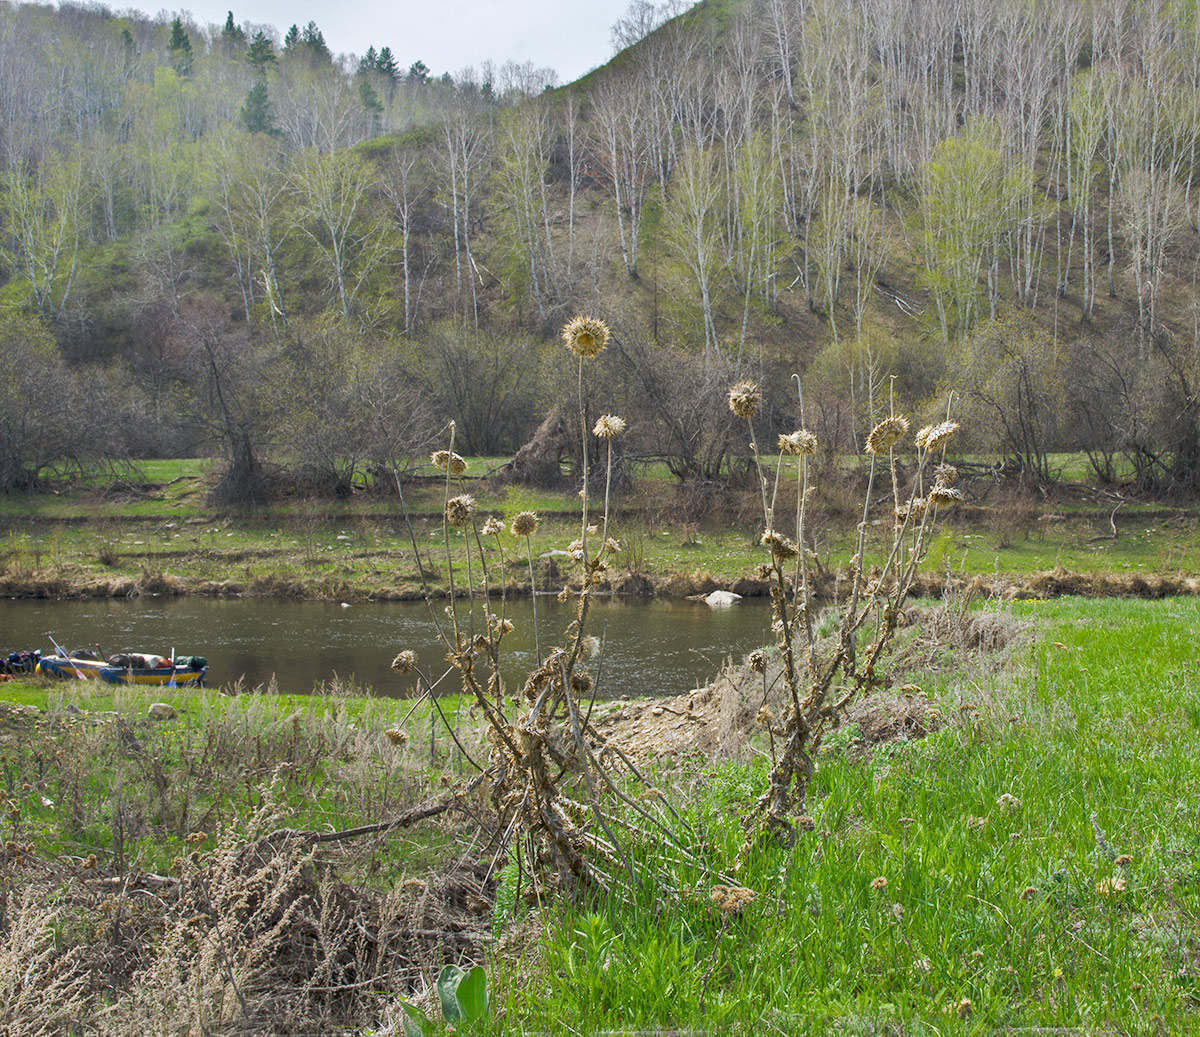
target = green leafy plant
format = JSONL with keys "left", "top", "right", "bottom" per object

{"left": 398, "top": 965, "right": 489, "bottom": 1035}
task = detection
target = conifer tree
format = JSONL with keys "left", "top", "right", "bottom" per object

{"left": 168, "top": 17, "right": 193, "bottom": 77}
{"left": 247, "top": 30, "right": 276, "bottom": 71}
{"left": 240, "top": 80, "right": 279, "bottom": 135}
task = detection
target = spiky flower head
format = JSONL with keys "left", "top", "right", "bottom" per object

{"left": 593, "top": 414, "right": 627, "bottom": 439}
{"left": 511, "top": 510, "right": 539, "bottom": 537}
{"left": 895, "top": 497, "right": 929, "bottom": 522}
{"left": 934, "top": 462, "right": 959, "bottom": 486}
{"left": 928, "top": 483, "right": 964, "bottom": 505}
{"left": 728, "top": 380, "right": 762, "bottom": 419}
{"left": 384, "top": 728, "right": 409, "bottom": 746}
{"left": 562, "top": 315, "right": 610, "bottom": 358}
{"left": 391, "top": 650, "right": 417, "bottom": 674}
{"left": 748, "top": 649, "right": 766, "bottom": 674}
{"left": 445, "top": 494, "right": 475, "bottom": 528}
{"left": 915, "top": 420, "right": 960, "bottom": 452}
{"left": 430, "top": 450, "right": 467, "bottom": 476}
{"left": 778, "top": 429, "right": 818, "bottom": 456}
{"left": 866, "top": 415, "right": 910, "bottom": 455}
{"left": 761, "top": 529, "right": 800, "bottom": 561}
{"left": 480, "top": 516, "right": 504, "bottom": 536}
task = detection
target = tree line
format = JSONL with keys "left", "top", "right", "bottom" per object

{"left": 1, "top": 0, "right": 1199, "bottom": 497}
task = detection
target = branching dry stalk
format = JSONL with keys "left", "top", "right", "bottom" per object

{"left": 396, "top": 316, "right": 692, "bottom": 897}
{"left": 734, "top": 379, "right": 963, "bottom": 849}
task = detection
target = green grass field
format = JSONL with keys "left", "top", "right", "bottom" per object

{"left": 500, "top": 597, "right": 1200, "bottom": 1032}
{"left": 2, "top": 597, "right": 1199, "bottom": 1031}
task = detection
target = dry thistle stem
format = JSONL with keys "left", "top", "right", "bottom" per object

{"left": 562, "top": 315, "right": 610, "bottom": 358}
{"left": 778, "top": 429, "right": 818, "bottom": 456}
{"left": 727, "top": 380, "right": 762, "bottom": 419}
{"left": 865, "top": 415, "right": 910, "bottom": 454}
{"left": 445, "top": 495, "right": 475, "bottom": 528}
{"left": 430, "top": 449, "right": 468, "bottom": 476}
{"left": 593, "top": 414, "right": 627, "bottom": 439}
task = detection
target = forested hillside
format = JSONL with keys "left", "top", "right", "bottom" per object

{"left": 2, "top": 0, "right": 1199, "bottom": 498}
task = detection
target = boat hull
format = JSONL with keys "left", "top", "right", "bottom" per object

{"left": 37, "top": 657, "right": 206, "bottom": 686}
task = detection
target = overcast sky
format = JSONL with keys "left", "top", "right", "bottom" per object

{"left": 172, "top": 0, "right": 644, "bottom": 83}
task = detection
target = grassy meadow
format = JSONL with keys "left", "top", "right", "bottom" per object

{"left": 2, "top": 596, "right": 1199, "bottom": 1032}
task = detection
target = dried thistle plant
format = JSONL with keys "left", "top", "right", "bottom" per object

{"left": 393, "top": 316, "right": 694, "bottom": 897}
{"left": 736, "top": 379, "right": 961, "bottom": 849}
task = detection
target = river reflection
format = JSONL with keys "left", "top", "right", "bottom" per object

{"left": 0, "top": 595, "right": 771, "bottom": 699}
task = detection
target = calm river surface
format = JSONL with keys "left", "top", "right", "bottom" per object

{"left": 0, "top": 596, "right": 770, "bottom": 698}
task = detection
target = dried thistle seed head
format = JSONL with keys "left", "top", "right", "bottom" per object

{"left": 570, "top": 671, "right": 592, "bottom": 693}
{"left": 562, "top": 315, "right": 610, "bottom": 358}
{"left": 391, "top": 650, "right": 417, "bottom": 674}
{"left": 557, "top": 585, "right": 571, "bottom": 603}
{"left": 778, "top": 429, "right": 818, "bottom": 456}
{"left": 754, "top": 562, "right": 773, "bottom": 580}
{"left": 761, "top": 529, "right": 800, "bottom": 560}
{"left": 934, "top": 462, "right": 959, "bottom": 486}
{"left": 511, "top": 510, "right": 539, "bottom": 537}
{"left": 895, "top": 497, "right": 929, "bottom": 521}
{"left": 928, "top": 483, "right": 964, "bottom": 505}
{"left": 710, "top": 884, "right": 756, "bottom": 915}
{"left": 583, "top": 635, "right": 601, "bottom": 657}
{"left": 481, "top": 516, "right": 505, "bottom": 536}
{"left": 866, "top": 415, "right": 910, "bottom": 454}
{"left": 756, "top": 704, "right": 773, "bottom": 726}
{"left": 916, "top": 420, "right": 960, "bottom": 452}
{"left": 747, "top": 649, "right": 766, "bottom": 674}
{"left": 870, "top": 876, "right": 888, "bottom": 890}
{"left": 493, "top": 616, "right": 514, "bottom": 636}
{"left": 593, "top": 414, "right": 627, "bottom": 439}
{"left": 586, "top": 524, "right": 599, "bottom": 536}
{"left": 604, "top": 537, "right": 621, "bottom": 553}
{"left": 430, "top": 449, "right": 468, "bottom": 476}
{"left": 445, "top": 494, "right": 475, "bottom": 528}
{"left": 384, "top": 728, "right": 409, "bottom": 746}
{"left": 728, "top": 380, "right": 762, "bottom": 419}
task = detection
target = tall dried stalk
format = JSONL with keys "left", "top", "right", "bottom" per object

{"left": 734, "top": 379, "right": 962, "bottom": 846}
{"left": 397, "top": 317, "right": 693, "bottom": 895}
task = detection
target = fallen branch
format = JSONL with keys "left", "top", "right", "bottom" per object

{"left": 263, "top": 773, "right": 486, "bottom": 846}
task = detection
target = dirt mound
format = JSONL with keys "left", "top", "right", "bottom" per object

{"left": 591, "top": 673, "right": 753, "bottom": 761}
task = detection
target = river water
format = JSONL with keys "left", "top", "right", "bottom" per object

{"left": 0, "top": 595, "right": 770, "bottom": 698}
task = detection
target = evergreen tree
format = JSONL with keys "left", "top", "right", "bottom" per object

{"left": 247, "top": 31, "right": 276, "bottom": 71}
{"left": 240, "top": 80, "right": 279, "bottom": 135}
{"left": 376, "top": 46, "right": 399, "bottom": 82}
{"left": 301, "top": 21, "right": 331, "bottom": 63}
{"left": 359, "top": 80, "right": 383, "bottom": 130}
{"left": 407, "top": 59, "right": 430, "bottom": 84}
{"left": 357, "top": 45, "right": 378, "bottom": 76}
{"left": 221, "top": 11, "right": 245, "bottom": 43}
{"left": 168, "top": 17, "right": 193, "bottom": 77}
{"left": 283, "top": 24, "right": 300, "bottom": 51}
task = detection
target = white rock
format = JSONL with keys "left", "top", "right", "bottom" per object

{"left": 148, "top": 702, "right": 176, "bottom": 720}
{"left": 704, "top": 590, "right": 743, "bottom": 608}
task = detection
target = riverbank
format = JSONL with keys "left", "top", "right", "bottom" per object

{"left": 3, "top": 460, "right": 1200, "bottom": 602}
